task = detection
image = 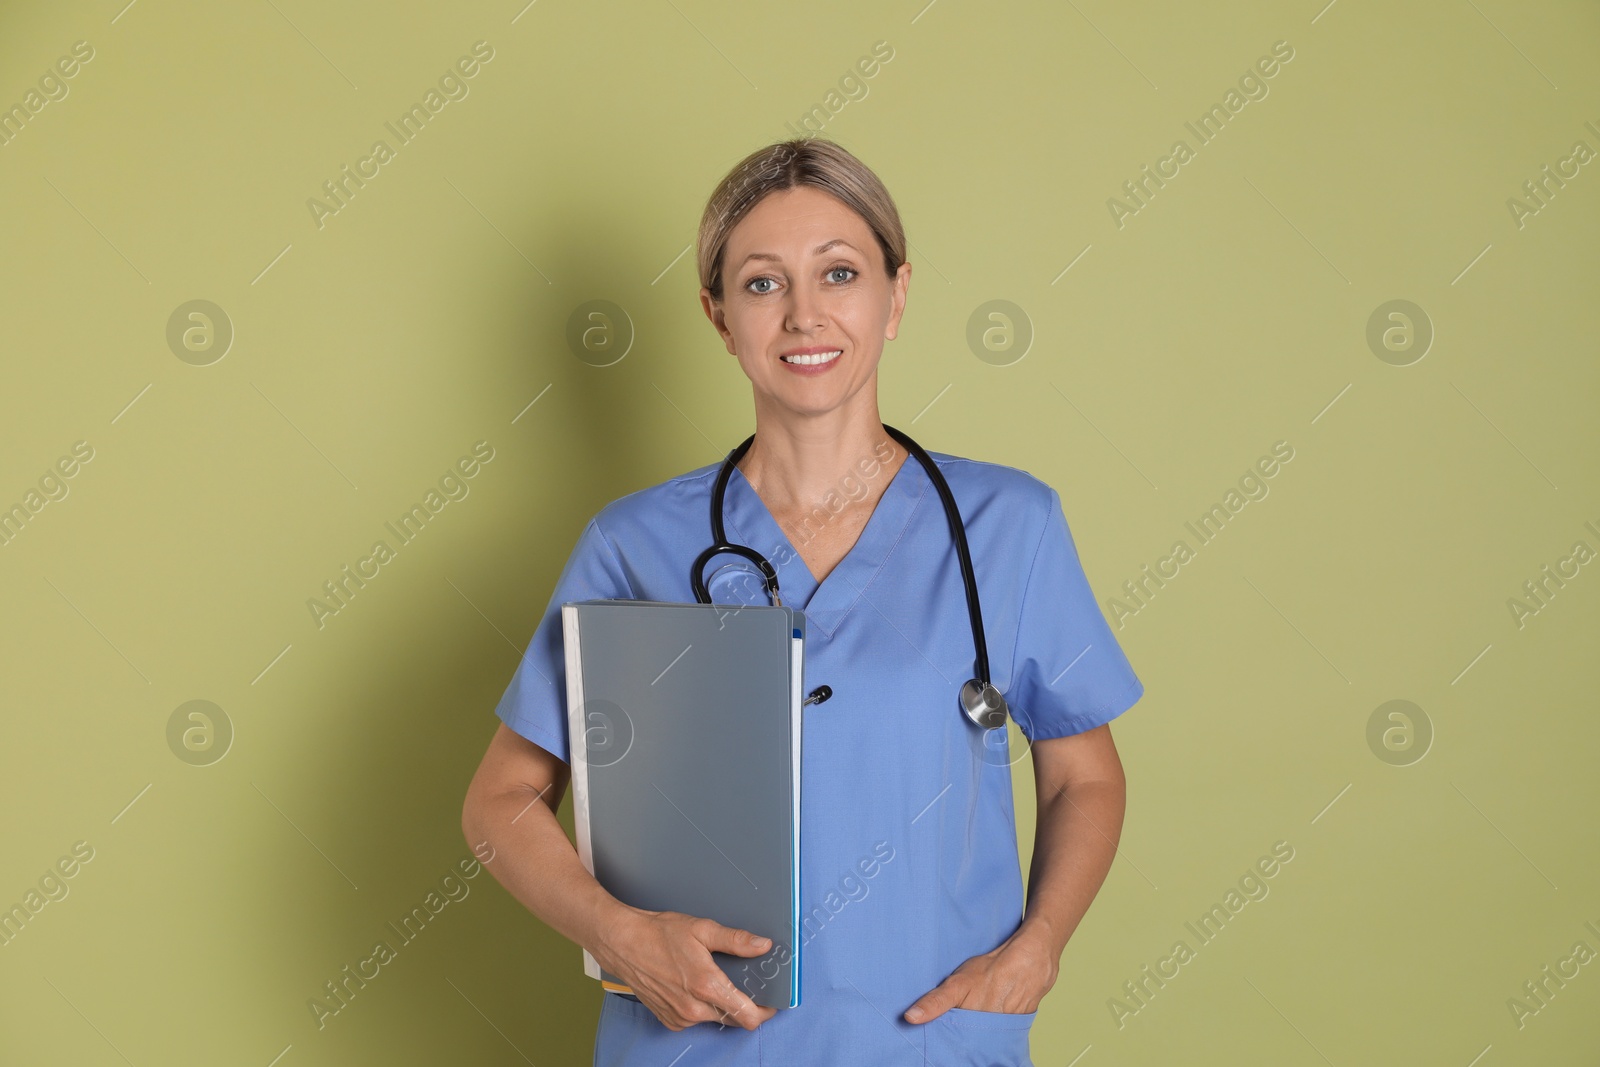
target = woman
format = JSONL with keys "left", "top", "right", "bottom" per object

{"left": 462, "top": 138, "right": 1143, "bottom": 1067}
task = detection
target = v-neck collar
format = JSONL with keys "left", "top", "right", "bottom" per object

{"left": 721, "top": 450, "right": 930, "bottom": 637}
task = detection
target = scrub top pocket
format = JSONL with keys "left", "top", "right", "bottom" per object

{"left": 925, "top": 1006, "right": 1037, "bottom": 1067}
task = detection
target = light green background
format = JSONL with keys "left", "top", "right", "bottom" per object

{"left": 2, "top": 1, "right": 1596, "bottom": 1064}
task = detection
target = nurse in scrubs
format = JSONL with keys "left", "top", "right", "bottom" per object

{"left": 462, "top": 138, "right": 1144, "bottom": 1067}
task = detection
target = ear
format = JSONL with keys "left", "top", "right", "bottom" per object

{"left": 884, "top": 261, "right": 912, "bottom": 342}
{"left": 700, "top": 288, "right": 737, "bottom": 355}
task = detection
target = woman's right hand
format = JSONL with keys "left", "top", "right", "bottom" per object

{"left": 592, "top": 907, "right": 781, "bottom": 1031}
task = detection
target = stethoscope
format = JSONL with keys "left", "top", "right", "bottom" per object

{"left": 690, "top": 424, "right": 1010, "bottom": 730}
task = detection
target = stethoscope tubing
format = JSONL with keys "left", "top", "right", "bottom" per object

{"left": 691, "top": 424, "right": 995, "bottom": 692}
{"left": 880, "top": 424, "right": 993, "bottom": 690}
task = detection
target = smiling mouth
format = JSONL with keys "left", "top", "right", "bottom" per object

{"left": 779, "top": 350, "right": 842, "bottom": 365}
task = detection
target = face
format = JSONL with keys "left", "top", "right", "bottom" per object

{"left": 701, "top": 185, "right": 911, "bottom": 420}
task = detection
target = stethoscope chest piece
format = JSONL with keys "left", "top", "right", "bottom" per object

{"left": 960, "top": 679, "right": 1009, "bottom": 730}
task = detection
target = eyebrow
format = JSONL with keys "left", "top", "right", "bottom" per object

{"left": 737, "top": 238, "right": 861, "bottom": 269}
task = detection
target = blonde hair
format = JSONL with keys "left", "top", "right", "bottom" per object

{"left": 696, "top": 138, "right": 907, "bottom": 303}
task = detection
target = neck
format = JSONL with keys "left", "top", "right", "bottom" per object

{"left": 736, "top": 381, "right": 903, "bottom": 512}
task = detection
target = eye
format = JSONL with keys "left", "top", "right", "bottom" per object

{"left": 743, "top": 264, "right": 857, "bottom": 295}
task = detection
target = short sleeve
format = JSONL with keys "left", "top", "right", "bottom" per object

{"left": 1006, "top": 487, "right": 1144, "bottom": 742}
{"left": 492, "top": 516, "right": 634, "bottom": 764}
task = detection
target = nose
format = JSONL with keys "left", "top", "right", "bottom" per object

{"left": 784, "top": 280, "right": 826, "bottom": 332}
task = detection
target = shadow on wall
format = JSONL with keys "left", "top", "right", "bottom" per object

{"left": 258, "top": 204, "right": 707, "bottom": 1060}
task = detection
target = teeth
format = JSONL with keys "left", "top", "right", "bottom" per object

{"left": 780, "top": 350, "right": 842, "bottom": 365}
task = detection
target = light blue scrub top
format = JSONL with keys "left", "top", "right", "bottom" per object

{"left": 494, "top": 448, "right": 1144, "bottom": 1067}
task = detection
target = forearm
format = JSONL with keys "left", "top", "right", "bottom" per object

{"left": 1017, "top": 777, "right": 1126, "bottom": 958}
{"left": 463, "top": 784, "right": 637, "bottom": 964}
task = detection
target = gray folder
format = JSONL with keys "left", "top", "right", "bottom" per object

{"left": 562, "top": 598, "right": 804, "bottom": 1009}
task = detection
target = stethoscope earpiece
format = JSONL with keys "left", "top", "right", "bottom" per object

{"left": 960, "top": 679, "right": 1009, "bottom": 730}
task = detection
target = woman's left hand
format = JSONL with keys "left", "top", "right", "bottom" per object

{"left": 901, "top": 926, "right": 1060, "bottom": 1023}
